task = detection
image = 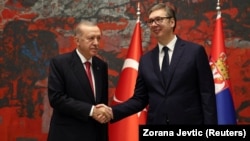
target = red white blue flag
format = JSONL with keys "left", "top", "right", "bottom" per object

{"left": 209, "top": 10, "right": 237, "bottom": 124}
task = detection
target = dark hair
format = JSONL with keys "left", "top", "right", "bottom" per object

{"left": 148, "top": 3, "right": 177, "bottom": 31}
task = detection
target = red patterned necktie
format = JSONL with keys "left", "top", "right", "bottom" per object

{"left": 85, "top": 61, "right": 94, "bottom": 93}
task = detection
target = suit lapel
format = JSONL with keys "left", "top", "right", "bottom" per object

{"left": 151, "top": 46, "right": 166, "bottom": 88}
{"left": 71, "top": 51, "right": 96, "bottom": 102}
{"left": 165, "top": 38, "right": 185, "bottom": 89}
{"left": 92, "top": 57, "right": 102, "bottom": 103}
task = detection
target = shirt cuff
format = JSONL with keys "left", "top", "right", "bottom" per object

{"left": 90, "top": 105, "right": 94, "bottom": 116}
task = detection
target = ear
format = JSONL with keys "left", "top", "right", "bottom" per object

{"left": 170, "top": 19, "right": 175, "bottom": 28}
{"left": 74, "top": 36, "right": 79, "bottom": 43}
{"left": 74, "top": 37, "right": 80, "bottom": 47}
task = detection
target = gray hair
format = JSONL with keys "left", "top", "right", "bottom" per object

{"left": 74, "top": 20, "right": 98, "bottom": 36}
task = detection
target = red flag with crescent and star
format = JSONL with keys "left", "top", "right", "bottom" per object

{"left": 108, "top": 16, "right": 147, "bottom": 141}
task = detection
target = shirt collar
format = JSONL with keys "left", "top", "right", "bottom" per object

{"left": 158, "top": 35, "right": 177, "bottom": 52}
{"left": 76, "top": 49, "right": 93, "bottom": 64}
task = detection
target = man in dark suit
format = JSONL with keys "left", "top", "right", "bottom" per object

{"left": 105, "top": 2, "right": 217, "bottom": 125}
{"left": 47, "top": 20, "right": 112, "bottom": 141}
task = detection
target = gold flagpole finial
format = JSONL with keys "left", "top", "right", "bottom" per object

{"left": 136, "top": 2, "right": 141, "bottom": 21}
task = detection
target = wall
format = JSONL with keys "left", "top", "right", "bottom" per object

{"left": 0, "top": 0, "right": 250, "bottom": 140}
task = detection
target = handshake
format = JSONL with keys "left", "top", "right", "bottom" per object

{"left": 92, "top": 104, "right": 113, "bottom": 124}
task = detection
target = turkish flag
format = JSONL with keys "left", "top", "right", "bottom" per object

{"left": 109, "top": 20, "right": 147, "bottom": 141}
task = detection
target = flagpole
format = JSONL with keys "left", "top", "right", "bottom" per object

{"left": 216, "top": 0, "right": 221, "bottom": 16}
{"left": 137, "top": 2, "right": 140, "bottom": 22}
{"left": 135, "top": 1, "right": 147, "bottom": 125}
{"left": 216, "top": 0, "right": 220, "bottom": 11}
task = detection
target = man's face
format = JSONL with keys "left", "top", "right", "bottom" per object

{"left": 76, "top": 25, "right": 101, "bottom": 59}
{"left": 148, "top": 9, "right": 174, "bottom": 40}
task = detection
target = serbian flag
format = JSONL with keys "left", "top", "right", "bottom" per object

{"left": 209, "top": 10, "right": 237, "bottom": 124}
{"left": 108, "top": 19, "right": 147, "bottom": 141}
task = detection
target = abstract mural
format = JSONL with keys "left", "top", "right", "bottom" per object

{"left": 0, "top": 0, "right": 249, "bottom": 140}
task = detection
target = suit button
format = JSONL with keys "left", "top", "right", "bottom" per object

{"left": 165, "top": 118, "right": 169, "bottom": 125}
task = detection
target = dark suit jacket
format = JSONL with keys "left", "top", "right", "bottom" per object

{"left": 112, "top": 37, "right": 218, "bottom": 125}
{"left": 47, "top": 50, "right": 109, "bottom": 141}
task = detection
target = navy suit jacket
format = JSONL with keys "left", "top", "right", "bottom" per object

{"left": 47, "top": 50, "right": 109, "bottom": 141}
{"left": 112, "top": 37, "right": 217, "bottom": 125}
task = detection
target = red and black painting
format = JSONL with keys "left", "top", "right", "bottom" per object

{"left": 0, "top": 0, "right": 249, "bottom": 140}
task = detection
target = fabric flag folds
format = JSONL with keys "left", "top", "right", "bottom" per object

{"left": 209, "top": 10, "right": 237, "bottom": 125}
{"left": 108, "top": 19, "right": 146, "bottom": 141}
